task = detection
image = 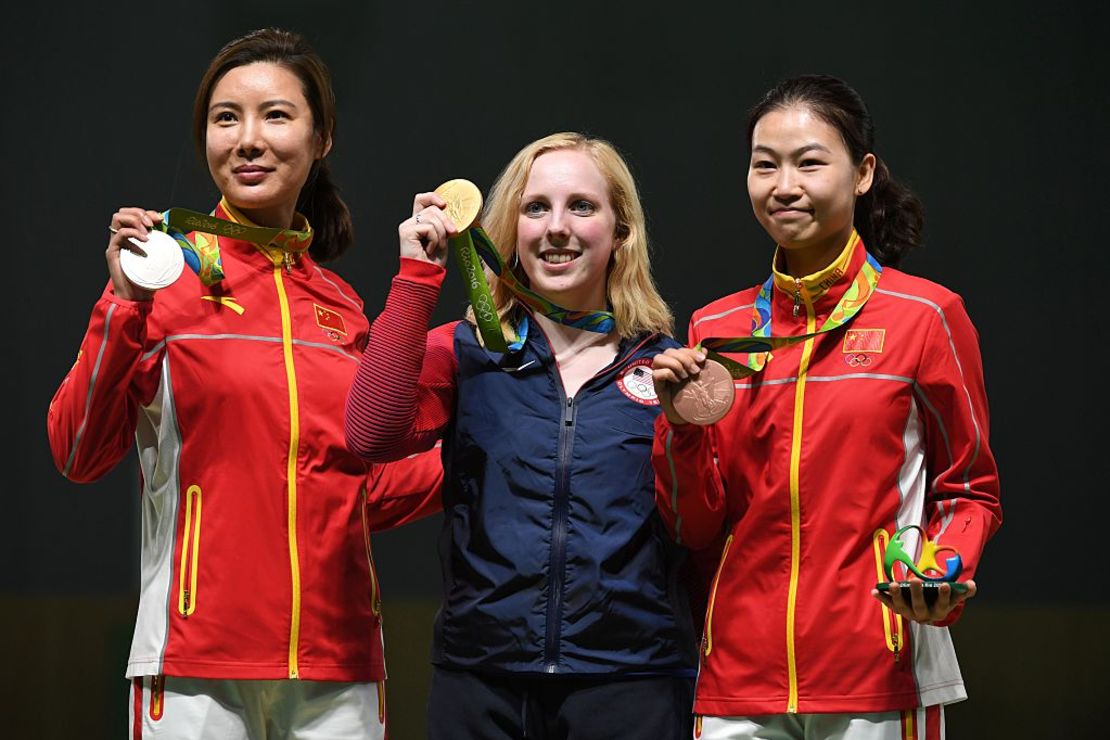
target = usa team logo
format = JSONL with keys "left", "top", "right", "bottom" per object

{"left": 616, "top": 359, "right": 659, "bottom": 406}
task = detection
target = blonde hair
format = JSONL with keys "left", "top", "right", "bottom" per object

{"left": 469, "top": 132, "right": 673, "bottom": 339}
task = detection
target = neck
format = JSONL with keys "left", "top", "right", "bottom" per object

{"left": 780, "top": 227, "right": 854, "bottom": 278}
{"left": 533, "top": 312, "right": 617, "bottom": 356}
{"left": 228, "top": 201, "right": 297, "bottom": 230}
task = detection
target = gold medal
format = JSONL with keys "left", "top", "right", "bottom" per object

{"left": 435, "top": 178, "right": 483, "bottom": 232}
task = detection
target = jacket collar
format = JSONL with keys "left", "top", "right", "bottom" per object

{"left": 770, "top": 231, "right": 868, "bottom": 319}
{"left": 214, "top": 198, "right": 315, "bottom": 272}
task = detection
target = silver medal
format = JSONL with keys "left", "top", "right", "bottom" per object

{"left": 119, "top": 229, "right": 185, "bottom": 290}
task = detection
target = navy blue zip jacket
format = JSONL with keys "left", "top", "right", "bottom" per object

{"left": 345, "top": 258, "right": 698, "bottom": 676}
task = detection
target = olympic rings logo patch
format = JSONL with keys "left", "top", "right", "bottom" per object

{"left": 616, "top": 359, "right": 659, "bottom": 405}
{"left": 844, "top": 353, "right": 873, "bottom": 367}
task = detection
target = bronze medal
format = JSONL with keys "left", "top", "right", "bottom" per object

{"left": 435, "top": 178, "right": 483, "bottom": 232}
{"left": 671, "top": 359, "right": 735, "bottom": 425}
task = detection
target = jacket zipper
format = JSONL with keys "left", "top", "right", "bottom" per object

{"left": 273, "top": 266, "right": 304, "bottom": 679}
{"left": 544, "top": 393, "right": 577, "bottom": 672}
{"left": 177, "top": 485, "right": 202, "bottom": 617}
{"left": 785, "top": 288, "right": 817, "bottom": 713}
{"left": 701, "top": 534, "right": 734, "bottom": 658}
{"left": 872, "top": 529, "right": 904, "bottom": 661}
{"left": 538, "top": 330, "right": 656, "bottom": 673}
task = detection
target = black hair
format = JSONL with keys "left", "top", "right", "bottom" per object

{"left": 192, "top": 28, "right": 353, "bottom": 262}
{"left": 747, "top": 74, "right": 924, "bottom": 267}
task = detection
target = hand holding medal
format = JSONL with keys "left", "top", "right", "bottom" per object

{"left": 108, "top": 207, "right": 183, "bottom": 299}
{"left": 402, "top": 178, "right": 617, "bottom": 354}
{"left": 652, "top": 347, "right": 735, "bottom": 426}
{"left": 401, "top": 179, "right": 482, "bottom": 269}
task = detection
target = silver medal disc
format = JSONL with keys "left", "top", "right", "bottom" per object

{"left": 119, "top": 229, "right": 185, "bottom": 290}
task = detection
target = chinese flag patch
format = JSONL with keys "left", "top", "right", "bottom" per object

{"left": 842, "top": 328, "right": 885, "bottom": 353}
{"left": 314, "top": 304, "right": 347, "bottom": 335}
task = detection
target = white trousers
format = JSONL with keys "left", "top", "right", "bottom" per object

{"left": 127, "top": 676, "right": 387, "bottom": 740}
{"left": 696, "top": 705, "right": 944, "bottom": 740}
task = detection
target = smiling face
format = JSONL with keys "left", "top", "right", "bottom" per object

{"left": 205, "top": 61, "right": 330, "bottom": 228}
{"left": 516, "top": 148, "right": 618, "bottom": 312}
{"left": 747, "top": 105, "right": 874, "bottom": 276}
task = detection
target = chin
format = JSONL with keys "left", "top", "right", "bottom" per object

{"left": 227, "top": 192, "right": 278, "bottom": 212}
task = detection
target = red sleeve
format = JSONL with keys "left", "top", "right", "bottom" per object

{"left": 46, "top": 286, "right": 161, "bottom": 483}
{"left": 916, "top": 294, "right": 1002, "bottom": 624}
{"left": 651, "top": 315, "right": 729, "bottom": 549}
{"left": 365, "top": 444, "right": 444, "bottom": 532}
{"left": 344, "top": 257, "right": 459, "bottom": 462}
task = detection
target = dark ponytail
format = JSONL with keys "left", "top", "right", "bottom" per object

{"left": 746, "top": 74, "right": 924, "bottom": 267}
{"left": 193, "top": 28, "right": 354, "bottom": 262}
{"left": 859, "top": 158, "right": 923, "bottom": 268}
{"left": 297, "top": 159, "right": 353, "bottom": 263}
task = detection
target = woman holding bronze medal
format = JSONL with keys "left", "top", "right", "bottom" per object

{"left": 47, "top": 28, "right": 442, "bottom": 739}
{"left": 345, "top": 132, "right": 699, "bottom": 738}
{"left": 650, "top": 75, "right": 1002, "bottom": 739}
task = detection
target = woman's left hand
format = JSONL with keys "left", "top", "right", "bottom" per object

{"left": 399, "top": 192, "right": 458, "bottom": 267}
{"left": 872, "top": 578, "right": 976, "bottom": 624}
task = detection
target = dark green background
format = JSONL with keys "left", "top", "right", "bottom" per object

{"left": 4, "top": 1, "right": 1104, "bottom": 737}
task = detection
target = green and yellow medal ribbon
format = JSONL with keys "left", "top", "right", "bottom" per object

{"left": 156, "top": 199, "right": 313, "bottom": 286}
{"left": 450, "top": 226, "right": 617, "bottom": 353}
{"left": 699, "top": 232, "right": 882, "bottom": 378}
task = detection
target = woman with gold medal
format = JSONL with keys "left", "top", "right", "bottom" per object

{"left": 346, "top": 132, "right": 700, "bottom": 738}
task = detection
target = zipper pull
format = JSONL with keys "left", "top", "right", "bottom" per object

{"left": 564, "top": 397, "right": 575, "bottom": 425}
{"left": 793, "top": 279, "right": 802, "bottom": 319}
{"left": 182, "top": 590, "right": 191, "bottom": 617}
{"left": 892, "top": 632, "right": 901, "bottom": 662}
{"left": 283, "top": 252, "right": 293, "bottom": 273}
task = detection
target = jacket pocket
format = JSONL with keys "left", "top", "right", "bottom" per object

{"left": 360, "top": 486, "right": 383, "bottom": 617}
{"left": 702, "top": 534, "right": 734, "bottom": 659}
{"left": 872, "top": 528, "right": 904, "bottom": 661}
{"left": 148, "top": 675, "right": 165, "bottom": 721}
{"left": 178, "top": 485, "right": 202, "bottom": 617}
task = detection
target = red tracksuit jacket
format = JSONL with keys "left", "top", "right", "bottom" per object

{"left": 653, "top": 235, "right": 1001, "bottom": 716}
{"left": 48, "top": 202, "right": 442, "bottom": 681}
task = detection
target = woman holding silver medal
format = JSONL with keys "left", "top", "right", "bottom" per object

{"left": 650, "top": 75, "right": 1001, "bottom": 739}
{"left": 345, "top": 132, "right": 700, "bottom": 738}
{"left": 47, "top": 28, "right": 442, "bottom": 739}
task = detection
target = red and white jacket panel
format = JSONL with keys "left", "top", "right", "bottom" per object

{"left": 48, "top": 204, "right": 442, "bottom": 681}
{"left": 653, "top": 238, "right": 1001, "bottom": 716}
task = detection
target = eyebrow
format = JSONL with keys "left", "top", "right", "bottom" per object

{"left": 209, "top": 98, "right": 299, "bottom": 111}
{"left": 520, "top": 191, "right": 605, "bottom": 201}
{"left": 751, "top": 143, "right": 832, "bottom": 156}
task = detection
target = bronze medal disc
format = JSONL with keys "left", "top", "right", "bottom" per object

{"left": 671, "top": 359, "right": 735, "bottom": 425}
{"left": 434, "top": 178, "right": 483, "bottom": 232}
